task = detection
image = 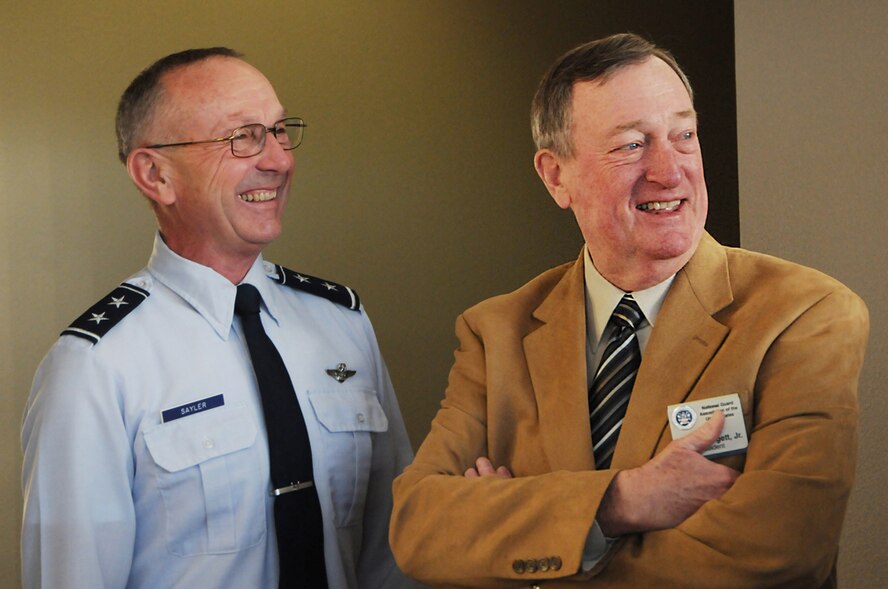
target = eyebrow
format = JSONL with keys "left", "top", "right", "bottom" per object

{"left": 610, "top": 109, "right": 698, "bottom": 135}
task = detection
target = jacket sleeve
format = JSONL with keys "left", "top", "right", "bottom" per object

{"left": 390, "top": 313, "right": 617, "bottom": 588}
{"left": 21, "top": 339, "right": 136, "bottom": 589}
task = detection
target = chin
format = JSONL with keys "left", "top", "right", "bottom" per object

{"left": 251, "top": 220, "right": 284, "bottom": 242}
{"left": 647, "top": 232, "right": 700, "bottom": 262}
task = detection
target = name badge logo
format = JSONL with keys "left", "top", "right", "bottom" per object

{"left": 161, "top": 394, "right": 225, "bottom": 423}
{"left": 671, "top": 405, "right": 698, "bottom": 430}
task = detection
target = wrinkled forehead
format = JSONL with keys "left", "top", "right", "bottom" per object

{"left": 571, "top": 57, "right": 692, "bottom": 115}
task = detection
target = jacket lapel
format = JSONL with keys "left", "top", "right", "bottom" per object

{"left": 523, "top": 252, "right": 596, "bottom": 471}
{"left": 613, "top": 233, "right": 735, "bottom": 468}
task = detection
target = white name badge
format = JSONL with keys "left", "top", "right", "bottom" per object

{"left": 667, "top": 393, "right": 748, "bottom": 458}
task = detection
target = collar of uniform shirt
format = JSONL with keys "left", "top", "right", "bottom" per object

{"left": 146, "top": 231, "right": 281, "bottom": 339}
{"left": 583, "top": 246, "right": 674, "bottom": 357}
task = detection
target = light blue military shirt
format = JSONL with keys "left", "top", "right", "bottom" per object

{"left": 22, "top": 234, "right": 418, "bottom": 588}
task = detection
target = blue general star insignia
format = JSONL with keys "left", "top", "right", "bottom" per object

{"left": 326, "top": 363, "right": 356, "bottom": 383}
{"left": 61, "top": 281, "right": 151, "bottom": 345}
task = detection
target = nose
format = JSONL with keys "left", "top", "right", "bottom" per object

{"left": 644, "top": 142, "right": 682, "bottom": 188}
{"left": 255, "top": 131, "right": 294, "bottom": 173}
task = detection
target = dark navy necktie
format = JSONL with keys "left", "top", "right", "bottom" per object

{"left": 234, "top": 283, "right": 328, "bottom": 589}
{"left": 589, "top": 294, "right": 645, "bottom": 469}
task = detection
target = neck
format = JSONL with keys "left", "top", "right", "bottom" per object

{"left": 159, "top": 232, "right": 259, "bottom": 284}
{"left": 590, "top": 249, "right": 693, "bottom": 292}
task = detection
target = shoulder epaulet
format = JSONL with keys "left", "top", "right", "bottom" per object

{"left": 267, "top": 263, "right": 361, "bottom": 311}
{"left": 61, "top": 282, "right": 151, "bottom": 345}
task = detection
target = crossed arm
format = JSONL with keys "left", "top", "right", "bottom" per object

{"left": 466, "top": 412, "right": 739, "bottom": 537}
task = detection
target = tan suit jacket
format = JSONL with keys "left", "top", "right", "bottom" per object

{"left": 391, "top": 233, "right": 869, "bottom": 588}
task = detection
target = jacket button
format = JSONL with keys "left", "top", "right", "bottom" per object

{"left": 550, "top": 556, "right": 562, "bottom": 571}
{"left": 539, "top": 558, "right": 550, "bottom": 572}
{"left": 526, "top": 559, "right": 539, "bottom": 573}
{"left": 512, "top": 560, "right": 526, "bottom": 574}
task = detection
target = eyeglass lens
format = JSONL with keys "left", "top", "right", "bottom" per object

{"left": 232, "top": 118, "right": 304, "bottom": 157}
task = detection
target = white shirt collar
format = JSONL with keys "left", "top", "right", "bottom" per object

{"left": 583, "top": 246, "right": 675, "bottom": 351}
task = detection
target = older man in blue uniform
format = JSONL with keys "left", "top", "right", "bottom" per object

{"left": 22, "top": 48, "right": 418, "bottom": 589}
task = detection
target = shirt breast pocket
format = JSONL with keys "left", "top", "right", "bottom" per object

{"left": 308, "top": 388, "right": 388, "bottom": 527}
{"left": 143, "top": 402, "right": 266, "bottom": 556}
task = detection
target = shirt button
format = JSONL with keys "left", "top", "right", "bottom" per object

{"left": 202, "top": 437, "right": 215, "bottom": 449}
{"left": 356, "top": 413, "right": 366, "bottom": 423}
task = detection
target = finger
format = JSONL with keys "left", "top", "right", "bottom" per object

{"left": 474, "top": 457, "right": 497, "bottom": 476}
{"left": 464, "top": 467, "right": 480, "bottom": 478}
{"left": 680, "top": 411, "right": 726, "bottom": 454}
{"left": 495, "top": 465, "right": 513, "bottom": 478}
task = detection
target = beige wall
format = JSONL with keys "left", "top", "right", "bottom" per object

{"left": 2, "top": 1, "right": 882, "bottom": 587}
{"left": 0, "top": 1, "right": 585, "bottom": 582}
{"left": 735, "top": 2, "right": 887, "bottom": 587}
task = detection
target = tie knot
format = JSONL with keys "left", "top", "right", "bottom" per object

{"left": 612, "top": 295, "right": 644, "bottom": 331}
{"left": 234, "top": 283, "right": 262, "bottom": 316}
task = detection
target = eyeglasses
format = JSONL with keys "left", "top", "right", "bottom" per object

{"left": 146, "top": 117, "right": 306, "bottom": 158}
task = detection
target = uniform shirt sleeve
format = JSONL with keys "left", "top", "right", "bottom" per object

{"left": 353, "top": 310, "right": 426, "bottom": 589}
{"left": 21, "top": 338, "right": 136, "bottom": 589}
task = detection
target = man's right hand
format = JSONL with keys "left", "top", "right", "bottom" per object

{"left": 596, "top": 411, "right": 740, "bottom": 537}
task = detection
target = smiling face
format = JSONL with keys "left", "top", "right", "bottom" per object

{"left": 535, "top": 57, "right": 708, "bottom": 291}
{"left": 138, "top": 56, "right": 294, "bottom": 280}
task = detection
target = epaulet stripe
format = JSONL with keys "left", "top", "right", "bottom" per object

{"left": 270, "top": 264, "right": 361, "bottom": 311}
{"left": 61, "top": 281, "right": 150, "bottom": 345}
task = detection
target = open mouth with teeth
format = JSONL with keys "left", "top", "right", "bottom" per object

{"left": 238, "top": 190, "right": 277, "bottom": 203}
{"left": 637, "top": 199, "right": 681, "bottom": 212}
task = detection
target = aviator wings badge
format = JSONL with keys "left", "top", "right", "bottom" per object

{"left": 326, "top": 363, "right": 356, "bottom": 383}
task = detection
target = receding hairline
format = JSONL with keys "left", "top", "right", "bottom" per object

{"left": 116, "top": 47, "right": 246, "bottom": 163}
{"left": 142, "top": 55, "right": 269, "bottom": 143}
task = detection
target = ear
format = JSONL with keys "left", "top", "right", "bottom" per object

{"left": 534, "top": 148, "right": 571, "bottom": 209}
{"left": 127, "top": 148, "right": 177, "bottom": 206}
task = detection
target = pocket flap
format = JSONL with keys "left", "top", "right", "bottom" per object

{"left": 144, "top": 403, "right": 258, "bottom": 472}
{"left": 309, "top": 389, "right": 388, "bottom": 433}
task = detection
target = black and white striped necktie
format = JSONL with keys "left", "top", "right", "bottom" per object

{"left": 589, "top": 294, "right": 645, "bottom": 469}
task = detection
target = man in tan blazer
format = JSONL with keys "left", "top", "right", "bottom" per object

{"left": 389, "top": 34, "right": 869, "bottom": 588}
